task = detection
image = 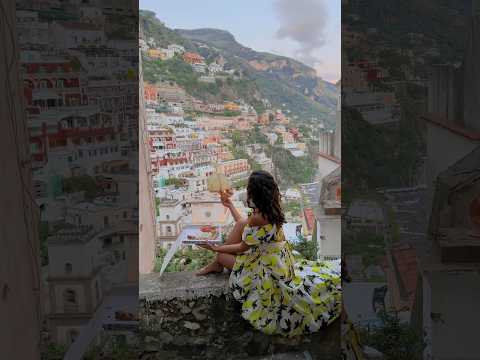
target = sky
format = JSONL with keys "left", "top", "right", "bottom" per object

{"left": 139, "top": 0, "right": 340, "bottom": 83}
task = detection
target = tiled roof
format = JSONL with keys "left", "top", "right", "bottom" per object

{"left": 385, "top": 244, "right": 418, "bottom": 310}
{"left": 421, "top": 113, "right": 480, "bottom": 140}
{"left": 303, "top": 208, "right": 315, "bottom": 232}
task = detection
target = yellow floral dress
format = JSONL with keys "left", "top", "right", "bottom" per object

{"left": 229, "top": 223, "right": 342, "bottom": 337}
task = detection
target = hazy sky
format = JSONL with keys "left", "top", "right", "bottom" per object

{"left": 139, "top": 0, "right": 340, "bottom": 83}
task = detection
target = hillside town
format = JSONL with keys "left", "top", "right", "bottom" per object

{"left": 15, "top": 0, "right": 140, "bottom": 357}
{"left": 139, "top": 24, "right": 342, "bottom": 273}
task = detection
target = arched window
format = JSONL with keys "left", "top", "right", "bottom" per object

{"left": 63, "top": 289, "right": 78, "bottom": 313}
{"left": 65, "top": 263, "right": 72, "bottom": 274}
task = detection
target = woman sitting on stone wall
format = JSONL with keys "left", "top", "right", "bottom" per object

{"left": 197, "top": 170, "right": 342, "bottom": 337}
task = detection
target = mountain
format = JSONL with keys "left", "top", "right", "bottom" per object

{"left": 140, "top": 10, "right": 337, "bottom": 126}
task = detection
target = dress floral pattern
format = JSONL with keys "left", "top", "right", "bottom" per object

{"left": 229, "top": 223, "right": 342, "bottom": 337}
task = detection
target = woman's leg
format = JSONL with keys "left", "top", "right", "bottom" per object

{"left": 216, "top": 253, "right": 236, "bottom": 270}
{"left": 196, "top": 220, "right": 247, "bottom": 275}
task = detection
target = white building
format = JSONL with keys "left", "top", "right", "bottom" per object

{"left": 52, "top": 22, "right": 106, "bottom": 49}
{"left": 168, "top": 44, "right": 185, "bottom": 55}
{"left": 208, "top": 62, "right": 223, "bottom": 75}
{"left": 191, "top": 63, "right": 207, "bottom": 73}
{"left": 314, "top": 167, "right": 341, "bottom": 260}
{"left": 157, "top": 197, "right": 185, "bottom": 248}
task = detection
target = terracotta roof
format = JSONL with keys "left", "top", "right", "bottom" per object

{"left": 385, "top": 244, "right": 418, "bottom": 309}
{"left": 318, "top": 152, "right": 341, "bottom": 164}
{"left": 303, "top": 208, "right": 315, "bottom": 232}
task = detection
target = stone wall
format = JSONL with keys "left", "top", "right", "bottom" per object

{"left": 139, "top": 272, "right": 341, "bottom": 360}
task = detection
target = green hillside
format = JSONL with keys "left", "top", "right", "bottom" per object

{"left": 140, "top": 10, "right": 337, "bottom": 127}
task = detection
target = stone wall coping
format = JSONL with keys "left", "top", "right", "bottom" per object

{"left": 139, "top": 271, "right": 230, "bottom": 301}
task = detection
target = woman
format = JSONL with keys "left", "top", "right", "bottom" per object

{"left": 197, "top": 170, "right": 341, "bottom": 337}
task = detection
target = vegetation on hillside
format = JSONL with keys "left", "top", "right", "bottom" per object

{"left": 140, "top": 10, "right": 337, "bottom": 124}
{"left": 266, "top": 145, "right": 316, "bottom": 187}
{"left": 342, "top": 108, "right": 422, "bottom": 205}
{"left": 154, "top": 246, "right": 216, "bottom": 272}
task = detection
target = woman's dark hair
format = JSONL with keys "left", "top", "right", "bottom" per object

{"left": 247, "top": 170, "right": 285, "bottom": 226}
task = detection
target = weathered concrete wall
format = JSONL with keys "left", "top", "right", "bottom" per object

{"left": 0, "top": 1, "right": 42, "bottom": 358}
{"left": 139, "top": 272, "right": 341, "bottom": 360}
{"left": 139, "top": 55, "right": 157, "bottom": 274}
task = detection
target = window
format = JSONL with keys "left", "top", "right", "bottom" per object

{"left": 166, "top": 225, "right": 172, "bottom": 233}
{"left": 103, "top": 216, "right": 109, "bottom": 227}
{"left": 123, "top": 211, "right": 128, "bottom": 219}
{"left": 166, "top": 214, "right": 170, "bottom": 220}
{"left": 65, "top": 263, "right": 72, "bottom": 274}
{"left": 103, "top": 237, "right": 112, "bottom": 247}
{"left": 68, "top": 329, "right": 79, "bottom": 344}
{"left": 63, "top": 289, "right": 78, "bottom": 313}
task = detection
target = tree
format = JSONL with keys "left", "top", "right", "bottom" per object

{"left": 293, "top": 235, "right": 318, "bottom": 261}
{"left": 62, "top": 175, "right": 98, "bottom": 201}
{"left": 360, "top": 312, "right": 425, "bottom": 360}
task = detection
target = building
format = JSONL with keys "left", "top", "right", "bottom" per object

{"left": 217, "top": 159, "right": 251, "bottom": 179}
{"left": 192, "top": 63, "right": 207, "bottom": 73}
{"left": 144, "top": 83, "right": 158, "bottom": 103}
{"left": 197, "top": 115, "right": 236, "bottom": 131}
{"left": 147, "top": 48, "right": 165, "bottom": 59}
{"left": 302, "top": 208, "right": 315, "bottom": 236}
{"left": 168, "top": 43, "right": 185, "bottom": 54}
{"left": 208, "top": 62, "right": 223, "bottom": 74}
{"left": 182, "top": 52, "right": 204, "bottom": 64}
{"left": 46, "top": 226, "right": 104, "bottom": 345}
{"left": 190, "top": 194, "right": 231, "bottom": 226}
{"left": 224, "top": 101, "right": 240, "bottom": 112}
{"left": 52, "top": 21, "right": 106, "bottom": 48}
{"left": 156, "top": 82, "right": 186, "bottom": 104}
{"left": 313, "top": 166, "right": 342, "bottom": 260}
{"left": 16, "top": 10, "right": 50, "bottom": 47}
{"left": 408, "top": 14, "right": 480, "bottom": 357}
{"left": 156, "top": 197, "right": 185, "bottom": 248}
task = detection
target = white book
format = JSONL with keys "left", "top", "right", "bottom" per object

{"left": 158, "top": 224, "right": 223, "bottom": 277}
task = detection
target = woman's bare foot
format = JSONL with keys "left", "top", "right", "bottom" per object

{"left": 196, "top": 261, "right": 223, "bottom": 276}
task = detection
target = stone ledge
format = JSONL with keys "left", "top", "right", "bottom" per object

{"left": 140, "top": 271, "right": 230, "bottom": 301}
{"left": 139, "top": 271, "right": 341, "bottom": 360}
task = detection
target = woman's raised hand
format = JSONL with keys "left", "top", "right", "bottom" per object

{"left": 219, "top": 189, "right": 233, "bottom": 208}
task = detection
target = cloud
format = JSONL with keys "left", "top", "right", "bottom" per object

{"left": 274, "top": 0, "right": 329, "bottom": 66}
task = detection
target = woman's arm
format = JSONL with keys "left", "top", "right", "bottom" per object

{"left": 201, "top": 241, "right": 250, "bottom": 254}
{"left": 220, "top": 190, "right": 243, "bottom": 222}
{"left": 227, "top": 203, "right": 243, "bottom": 222}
